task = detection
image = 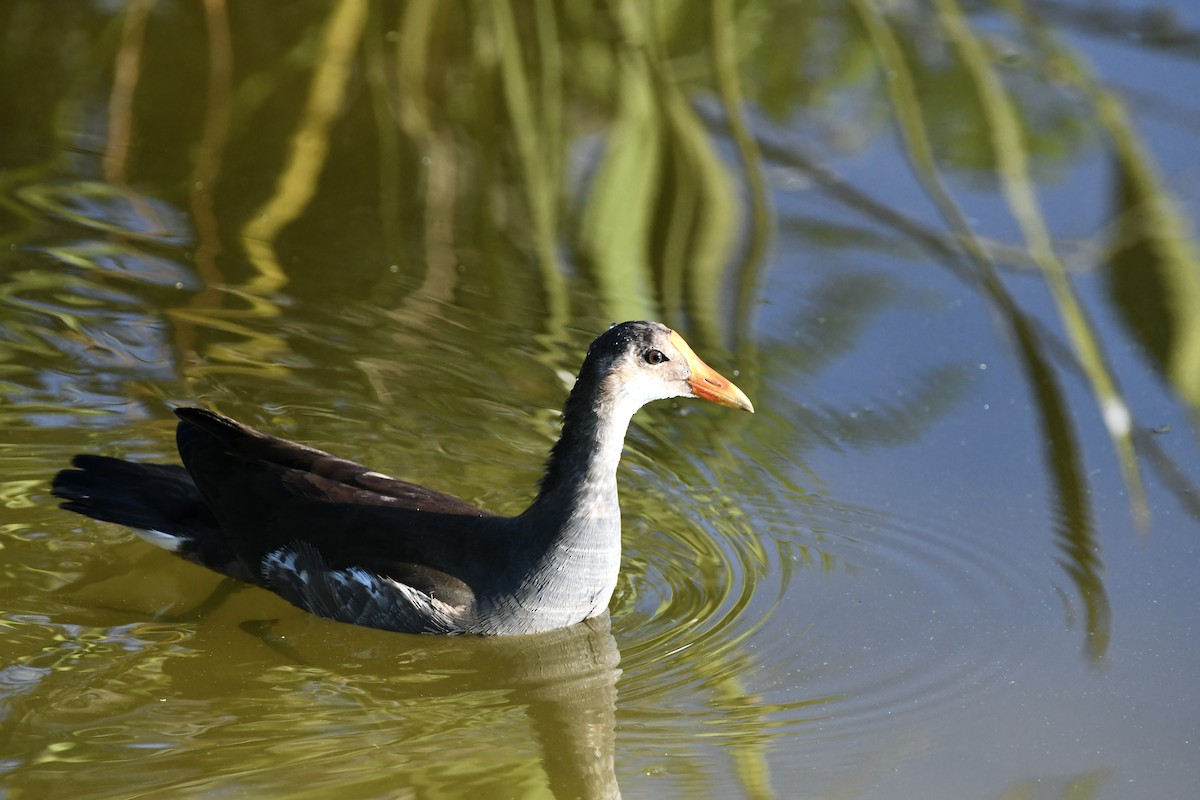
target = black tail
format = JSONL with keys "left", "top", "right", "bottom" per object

{"left": 53, "top": 455, "right": 208, "bottom": 533}
{"left": 52, "top": 455, "right": 250, "bottom": 581}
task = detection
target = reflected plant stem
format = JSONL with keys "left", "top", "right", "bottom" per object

{"left": 640, "top": 10, "right": 700, "bottom": 326}
{"left": 660, "top": 87, "right": 738, "bottom": 346}
{"left": 241, "top": 0, "right": 369, "bottom": 296}
{"left": 1011, "top": 305, "right": 1111, "bottom": 664}
{"left": 174, "top": 0, "right": 368, "bottom": 384}
{"left": 657, "top": 108, "right": 700, "bottom": 325}
{"left": 1132, "top": 428, "right": 1200, "bottom": 523}
{"left": 1012, "top": 0, "right": 1200, "bottom": 527}
{"left": 191, "top": 0, "right": 233, "bottom": 287}
{"left": 177, "top": 0, "right": 234, "bottom": 367}
{"left": 705, "top": 100, "right": 1116, "bottom": 661}
{"left": 852, "top": 0, "right": 996, "bottom": 280}
{"left": 713, "top": 678, "right": 777, "bottom": 800}
{"left": 169, "top": 294, "right": 291, "bottom": 380}
{"left": 101, "top": 0, "right": 174, "bottom": 244}
{"left": 372, "top": 3, "right": 462, "bottom": 348}
{"left": 936, "top": 0, "right": 1148, "bottom": 527}
{"left": 855, "top": 0, "right": 1109, "bottom": 662}
{"left": 356, "top": 5, "right": 465, "bottom": 402}
{"left": 579, "top": 1, "right": 661, "bottom": 322}
{"left": 578, "top": 7, "right": 657, "bottom": 321}
{"left": 1007, "top": 0, "right": 1200, "bottom": 428}
{"left": 709, "top": 0, "right": 772, "bottom": 349}
{"left": 851, "top": 0, "right": 1041, "bottom": 341}
{"left": 490, "top": 0, "right": 568, "bottom": 332}
{"left": 365, "top": 3, "right": 406, "bottom": 277}
{"left": 104, "top": 0, "right": 154, "bottom": 185}
{"left": 701, "top": 108, "right": 1025, "bottom": 282}
{"left": 534, "top": 0, "right": 564, "bottom": 217}
{"left": 627, "top": 2, "right": 740, "bottom": 349}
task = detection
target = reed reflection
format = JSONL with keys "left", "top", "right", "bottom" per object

{"left": 243, "top": 611, "right": 623, "bottom": 800}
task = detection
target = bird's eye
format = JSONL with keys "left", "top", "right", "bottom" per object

{"left": 644, "top": 349, "right": 668, "bottom": 365}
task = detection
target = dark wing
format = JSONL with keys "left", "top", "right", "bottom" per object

{"left": 173, "top": 408, "right": 505, "bottom": 614}
{"left": 175, "top": 407, "right": 487, "bottom": 514}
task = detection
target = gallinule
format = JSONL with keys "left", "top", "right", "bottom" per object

{"left": 52, "top": 321, "right": 753, "bottom": 635}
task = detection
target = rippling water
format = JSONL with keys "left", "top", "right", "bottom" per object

{"left": 4, "top": 358, "right": 1069, "bottom": 799}
{"left": 616, "top": 473, "right": 1052, "bottom": 734}
{"left": 3, "top": 2, "right": 1200, "bottom": 798}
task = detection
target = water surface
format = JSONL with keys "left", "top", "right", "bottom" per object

{"left": 2, "top": 2, "right": 1198, "bottom": 798}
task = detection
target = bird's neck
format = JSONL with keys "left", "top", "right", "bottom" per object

{"left": 510, "top": 376, "right": 638, "bottom": 624}
{"left": 527, "top": 375, "right": 637, "bottom": 532}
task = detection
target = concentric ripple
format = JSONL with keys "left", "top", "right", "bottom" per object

{"left": 615, "top": 477, "right": 779, "bottom": 701}
{"left": 776, "top": 495, "right": 1051, "bottom": 738}
{"left": 611, "top": 455, "right": 1053, "bottom": 747}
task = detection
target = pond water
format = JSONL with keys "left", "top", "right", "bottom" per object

{"left": 2, "top": 1, "right": 1198, "bottom": 798}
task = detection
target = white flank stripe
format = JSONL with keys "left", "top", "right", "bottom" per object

{"left": 134, "top": 528, "right": 184, "bottom": 552}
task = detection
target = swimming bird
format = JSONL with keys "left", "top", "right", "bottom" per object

{"left": 51, "top": 321, "right": 753, "bottom": 635}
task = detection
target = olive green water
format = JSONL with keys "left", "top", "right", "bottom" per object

{"left": 2, "top": 2, "right": 1199, "bottom": 798}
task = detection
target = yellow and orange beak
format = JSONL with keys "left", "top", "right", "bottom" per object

{"left": 668, "top": 330, "right": 754, "bottom": 413}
